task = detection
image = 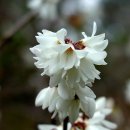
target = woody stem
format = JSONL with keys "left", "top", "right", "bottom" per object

{"left": 63, "top": 117, "right": 69, "bottom": 130}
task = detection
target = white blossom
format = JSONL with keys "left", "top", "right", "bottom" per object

{"left": 71, "top": 97, "right": 117, "bottom": 130}
{"left": 86, "top": 97, "right": 117, "bottom": 130}
{"left": 30, "top": 22, "right": 108, "bottom": 84}
{"left": 38, "top": 123, "right": 72, "bottom": 130}
{"left": 37, "top": 97, "right": 117, "bottom": 130}
{"left": 28, "top": 0, "right": 60, "bottom": 20}
{"left": 35, "top": 85, "right": 96, "bottom": 123}
{"left": 31, "top": 23, "right": 109, "bottom": 125}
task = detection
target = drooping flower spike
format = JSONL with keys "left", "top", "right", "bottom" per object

{"left": 30, "top": 22, "right": 109, "bottom": 123}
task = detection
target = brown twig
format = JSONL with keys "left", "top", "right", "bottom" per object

{"left": 63, "top": 117, "right": 69, "bottom": 130}
{"left": 0, "top": 11, "right": 37, "bottom": 49}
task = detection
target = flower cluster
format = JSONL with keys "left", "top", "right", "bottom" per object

{"left": 30, "top": 22, "right": 108, "bottom": 122}
{"left": 38, "top": 97, "right": 117, "bottom": 130}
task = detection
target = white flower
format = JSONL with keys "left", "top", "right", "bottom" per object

{"left": 38, "top": 123, "right": 72, "bottom": 130}
{"left": 28, "top": 0, "right": 60, "bottom": 20}
{"left": 124, "top": 80, "right": 130, "bottom": 103}
{"left": 30, "top": 28, "right": 68, "bottom": 75}
{"left": 35, "top": 85, "right": 96, "bottom": 123}
{"left": 72, "top": 97, "right": 117, "bottom": 130}
{"left": 86, "top": 97, "right": 117, "bottom": 130}
{"left": 57, "top": 85, "right": 96, "bottom": 122}
{"left": 30, "top": 22, "right": 108, "bottom": 85}
{"left": 96, "top": 97, "right": 112, "bottom": 116}
{"left": 81, "top": 22, "right": 108, "bottom": 66}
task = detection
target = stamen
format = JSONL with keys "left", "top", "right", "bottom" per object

{"left": 65, "top": 38, "right": 73, "bottom": 44}
{"left": 65, "top": 47, "right": 73, "bottom": 54}
{"left": 64, "top": 38, "right": 86, "bottom": 50}
{"left": 57, "top": 40, "right": 61, "bottom": 44}
{"left": 73, "top": 121, "right": 86, "bottom": 130}
{"left": 73, "top": 41, "right": 85, "bottom": 50}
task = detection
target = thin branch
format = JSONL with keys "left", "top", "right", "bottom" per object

{"left": 0, "top": 11, "right": 37, "bottom": 49}
{"left": 63, "top": 117, "right": 69, "bottom": 130}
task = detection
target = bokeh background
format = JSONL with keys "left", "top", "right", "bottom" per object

{"left": 0, "top": 0, "right": 130, "bottom": 130}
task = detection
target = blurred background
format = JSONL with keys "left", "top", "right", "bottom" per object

{"left": 0, "top": 0, "right": 130, "bottom": 130}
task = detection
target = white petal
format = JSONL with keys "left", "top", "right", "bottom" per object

{"left": 87, "top": 125, "right": 100, "bottom": 130}
{"left": 58, "top": 80, "right": 75, "bottom": 99}
{"left": 75, "top": 49, "right": 88, "bottom": 59}
{"left": 49, "top": 70, "right": 62, "bottom": 87}
{"left": 91, "top": 22, "right": 97, "bottom": 36}
{"left": 48, "top": 87, "right": 58, "bottom": 112}
{"left": 82, "top": 32, "right": 88, "bottom": 38}
{"left": 65, "top": 68, "right": 80, "bottom": 88}
{"left": 51, "top": 110, "right": 58, "bottom": 119}
{"left": 42, "top": 29, "right": 56, "bottom": 37}
{"left": 38, "top": 124, "right": 57, "bottom": 130}
{"left": 80, "top": 97, "right": 96, "bottom": 118}
{"left": 56, "top": 28, "right": 67, "bottom": 44}
{"left": 87, "top": 50, "right": 107, "bottom": 65}
{"left": 35, "top": 36, "right": 57, "bottom": 48}
{"left": 96, "top": 97, "right": 106, "bottom": 110}
{"left": 79, "top": 59, "right": 100, "bottom": 82}
{"left": 35, "top": 87, "right": 50, "bottom": 107}
{"left": 87, "top": 34, "right": 105, "bottom": 46}
{"left": 92, "top": 126, "right": 110, "bottom": 130}
{"left": 93, "top": 111, "right": 105, "bottom": 119}
{"left": 60, "top": 51, "right": 77, "bottom": 70}
{"left": 91, "top": 40, "right": 108, "bottom": 51}
{"left": 56, "top": 99, "right": 69, "bottom": 111}
{"left": 102, "top": 120, "right": 117, "bottom": 129}
{"left": 30, "top": 46, "right": 41, "bottom": 55}
{"left": 69, "top": 100, "right": 80, "bottom": 123}
{"left": 48, "top": 97, "right": 58, "bottom": 112}
{"left": 102, "top": 108, "right": 112, "bottom": 115}
{"left": 76, "top": 86, "right": 96, "bottom": 99}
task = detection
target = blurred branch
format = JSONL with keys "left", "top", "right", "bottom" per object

{"left": 0, "top": 11, "right": 37, "bottom": 49}
{"left": 1, "top": 86, "right": 36, "bottom": 100}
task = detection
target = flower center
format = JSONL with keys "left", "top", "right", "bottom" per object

{"left": 74, "top": 40, "right": 85, "bottom": 50}
{"left": 65, "top": 38, "right": 86, "bottom": 50}
{"left": 65, "top": 38, "right": 73, "bottom": 44}
{"left": 65, "top": 47, "right": 73, "bottom": 54}
{"left": 72, "top": 121, "right": 86, "bottom": 130}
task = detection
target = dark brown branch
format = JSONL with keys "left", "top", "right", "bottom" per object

{"left": 0, "top": 11, "right": 37, "bottom": 49}
{"left": 63, "top": 117, "right": 69, "bottom": 130}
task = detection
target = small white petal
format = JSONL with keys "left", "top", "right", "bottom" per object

{"left": 87, "top": 49, "right": 107, "bottom": 65}
{"left": 102, "top": 120, "right": 117, "bottom": 129}
{"left": 87, "top": 33, "right": 105, "bottom": 46}
{"left": 56, "top": 28, "right": 67, "bottom": 44}
{"left": 48, "top": 87, "right": 58, "bottom": 112}
{"left": 42, "top": 29, "right": 56, "bottom": 37}
{"left": 49, "top": 70, "right": 62, "bottom": 87}
{"left": 38, "top": 124, "right": 57, "bottom": 130}
{"left": 51, "top": 110, "right": 57, "bottom": 119}
{"left": 82, "top": 32, "right": 88, "bottom": 38}
{"left": 91, "top": 22, "right": 97, "bottom": 36}
{"left": 76, "top": 86, "right": 96, "bottom": 99}
{"left": 96, "top": 97, "right": 106, "bottom": 110}
{"left": 102, "top": 108, "right": 112, "bottom": 115}
{"left": 60, "top": 51, "right": 77, "bottom": 70}
{"left": 69, "top": 100, "right": 80, "bottom": 123}
{"left": 81, "top": 97, "right": 96, "bottom": 118}
{"left": 58, "top": 80, "right": 75, "bottom": 100}
{"left": 35, "top": 87, "right": 50, "bottom": 107}
{"left": 91, "top": 40, "right": 108, "bottom": 51}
